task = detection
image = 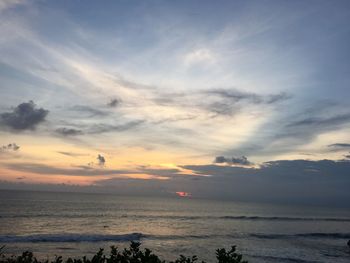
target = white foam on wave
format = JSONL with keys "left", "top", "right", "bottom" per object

{"left": 0, "top": 233, "right": 144, "bottom": 243}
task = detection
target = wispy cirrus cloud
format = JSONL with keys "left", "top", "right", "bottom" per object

{"left": 0, "top": 0, "right": 25, "bottom": 12}
{"left": 0, "top": 0, "right": 350, "bottom": 182}
{"left": 287, "top": 113, "right": 350, "bottom": 128}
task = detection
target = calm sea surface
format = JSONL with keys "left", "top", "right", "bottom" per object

{"left": 0, "top": 190, "right": 349, "bottom": 263}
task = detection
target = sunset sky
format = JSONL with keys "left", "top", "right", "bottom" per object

{"left": 1, "top": 0, "right": 350, "bottom": 205}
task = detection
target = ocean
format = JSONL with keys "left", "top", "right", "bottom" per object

{"left": 0, "top": 190, "right": 349, "bottom": 263}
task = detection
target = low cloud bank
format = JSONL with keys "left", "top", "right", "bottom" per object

{"left": 2, "top": 157, "right": 349, "bottom": 207}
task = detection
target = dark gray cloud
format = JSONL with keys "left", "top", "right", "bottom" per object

{"left": 231, "top": 156, "right": 252, "bottom": 166}
{"left": 107, "top": 98, "right": 120, "bottom": 108}
{"left": 1, "top": 143, "right": 20, "bottom": 152}
{"left": 97, "top": 154, "right": 106, "bottom": 167}
{"left": 213, "top": 156, "right": 228, "bottom": 163}
{"left": 55, "top": 127, "right": 83, "bottom": 136}
{"left": 214, "top": 156, "right": 252, "bottom": 166}
{"left": 70, "top": 105, "right": 109, "bottom": 117}
{"left": 0, "top": 101, "right": 49, "bottom": 130}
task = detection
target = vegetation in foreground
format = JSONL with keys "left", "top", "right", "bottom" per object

{"left": 0, "top": 242, "right": 248, "bottom": 263}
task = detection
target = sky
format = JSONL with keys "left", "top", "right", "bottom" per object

{"left": 0, "top": 0, "right": 350, "bottom": 205}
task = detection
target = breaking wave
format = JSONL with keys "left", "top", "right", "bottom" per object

{"left": 0, "top": 233, "right": 143, "bottom": 243}
{"left": 250, "top": 232, "right": 350, "bottom": 239}
{"left": 1, "top": 232, "right": 349, "bottom": 243}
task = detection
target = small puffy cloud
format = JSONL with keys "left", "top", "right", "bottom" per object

{"left": 97, "top": 154, "right": 106, "bottom": 167}
{"left": 1, "top": 143, "right": 20, "bottom": 153}
{"left": 55, "top": 127, "right": 83, "bottom": 136}
{"left": 0, "top": 101, "right": 49, "bottom": 131}
{"left": 214, "top": 156, "right": 252, "bottom": 166}
{"left": 107, "top": 98, "right": 120, "bottom": 108}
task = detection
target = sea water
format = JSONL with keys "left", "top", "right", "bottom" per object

{"left": 0, "top": 190, "right": 349, "bottom": 263}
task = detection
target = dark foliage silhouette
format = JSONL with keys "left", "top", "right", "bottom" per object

{"left": 0, "top": 242, "right": 248, "bottom": 263}
{"left": 215, "top": 247, "right": 248, "bottom": 263}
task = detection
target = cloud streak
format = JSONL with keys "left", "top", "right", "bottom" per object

{"left": 70, "top": 105, "right": 110, "bottom": 117}
{"left": 56, "top": 151, "right": 87, "bottom": 157}
{"left": 328, "top": 143, "right": 350, "bottom": 148}
{"left": 2, "top": 162, "right": 191, "bottom": 179}
{"left": 55, "top": 127, "right": 83, "bottom": 136}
